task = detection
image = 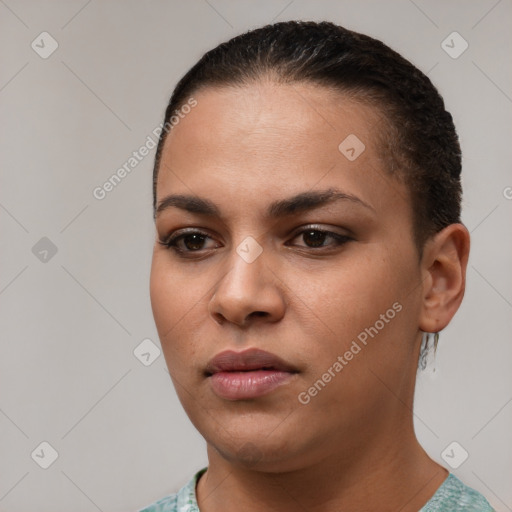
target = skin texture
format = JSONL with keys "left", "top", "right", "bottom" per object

{"left": 150, "top": 82, "right": 470, "bottom": 512}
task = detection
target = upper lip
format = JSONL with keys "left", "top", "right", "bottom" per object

{"left": 205, "top": 348, "right": 299, "bottom": 375}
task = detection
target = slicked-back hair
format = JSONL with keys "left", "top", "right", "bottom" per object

{"left": 152, "top": 20, "right": 462, "bottom": 251}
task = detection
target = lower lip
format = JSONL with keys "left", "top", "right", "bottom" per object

{"left": 209, "top": 370, "right": 295, "bottom": 400}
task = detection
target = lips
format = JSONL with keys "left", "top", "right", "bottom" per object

{"left": 205, "top": 348, "right": 299, "bottom": 400}
{"left": 205, "top": 348, "right": 298, "bottom": 375}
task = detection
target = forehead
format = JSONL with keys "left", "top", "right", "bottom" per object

{"left": 164, "top": 81, "right": 380, "bottom": 164}
{"left": 156, "top": 82, "right": 408, "bottom": 219}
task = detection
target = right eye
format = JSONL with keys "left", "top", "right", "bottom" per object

{"left": 159, "top": 229, "right": 222, "bottom": 257}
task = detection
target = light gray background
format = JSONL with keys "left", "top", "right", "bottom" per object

{"left": 0, "top": 1, "right": 510, "bottom": 511}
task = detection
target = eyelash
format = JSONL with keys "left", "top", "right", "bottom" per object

{"left": 158, "top": 226, "right": 352, "bottom": 258}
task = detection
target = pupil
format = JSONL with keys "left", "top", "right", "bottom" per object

{"left": 304, "top": 230, "right": 326, "bottom": 247}
{"left": 184, "top": 234, "right": 205, "bottom": 250}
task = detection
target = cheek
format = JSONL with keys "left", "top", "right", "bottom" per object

{"left": 150, "top": 257, "right": 176, "bottom": 333}
{"left": 298, "top": 252, "right": 399, "bottom": 331}
{"left": 321, "top": 252, "right": 419, "bottom": 373}
{"left": 149, "top": 254, "right": 205, "bottom": 352}
{"left": 294, "top": 247, "right": 418, "bottom": 372}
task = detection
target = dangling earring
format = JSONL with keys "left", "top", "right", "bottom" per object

{"left": 431, "top": 331, "right": 440, "bottom": 373}
{"left": 419, "top": 332, "right": 429, "bottom": 371}
{"left": 418, "top": 332, "right": 440, "bottom": 373}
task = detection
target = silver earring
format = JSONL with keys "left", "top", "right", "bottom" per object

{"left": 419, "top": 332, "right": 429, "bottom": 370}
{"left": 433, "top": 331, "right": 439, "bottom": 355}
{"left": 431, "top": 332, "right": 440, "bottom": 373}
{"left": 418, "top": 332, "right": 440, "bottom": 372}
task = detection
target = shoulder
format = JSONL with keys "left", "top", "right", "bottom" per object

{"left": 137, "top": 468, "right": 206, "bottom": 512}
{"left": 421, "top": 473, "right": 495, "bottom": 512}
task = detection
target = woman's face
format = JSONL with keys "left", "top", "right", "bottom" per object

{"left": 150, "top": 82, "right": 425, "bottom": 471}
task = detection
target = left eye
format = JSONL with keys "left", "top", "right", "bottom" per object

{"left": 289, "top": 228, "right": 351, "bottom": 248}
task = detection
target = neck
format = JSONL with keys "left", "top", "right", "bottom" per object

{"left": 196, "top": 420, "right": 448, "bottom": 512}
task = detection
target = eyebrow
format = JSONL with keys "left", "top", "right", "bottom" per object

{"left": 155, "top": 188, "right": 374, "bottom": 219}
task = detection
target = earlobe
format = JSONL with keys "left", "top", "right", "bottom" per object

{"left": 419, "top": 223, "right": 470, "bottom": 333}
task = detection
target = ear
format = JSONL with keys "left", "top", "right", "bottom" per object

{"left": 418, "top": 223, "right": 470, "bottom": 333}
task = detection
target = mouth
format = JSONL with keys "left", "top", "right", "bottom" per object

{"left": 205, "top": 348, "right": 299, "bottom": 400}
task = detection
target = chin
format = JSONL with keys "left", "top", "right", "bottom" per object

{"left": 214, "top": 440, "right": 303, "bottom": 473}
{"left": 200, "top": 418, "right": 318, "bottom": 473}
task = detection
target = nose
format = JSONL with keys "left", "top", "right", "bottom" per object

{"left": 208, "top": 246, "right": 286, "bottom": 328}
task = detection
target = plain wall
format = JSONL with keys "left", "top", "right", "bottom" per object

{"left": 0, "top": 1, "right": 510, "bottom": 511}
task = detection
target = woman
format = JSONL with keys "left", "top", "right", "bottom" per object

{"left": 141, "top": 20, "right": 494, "bottom": 512}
